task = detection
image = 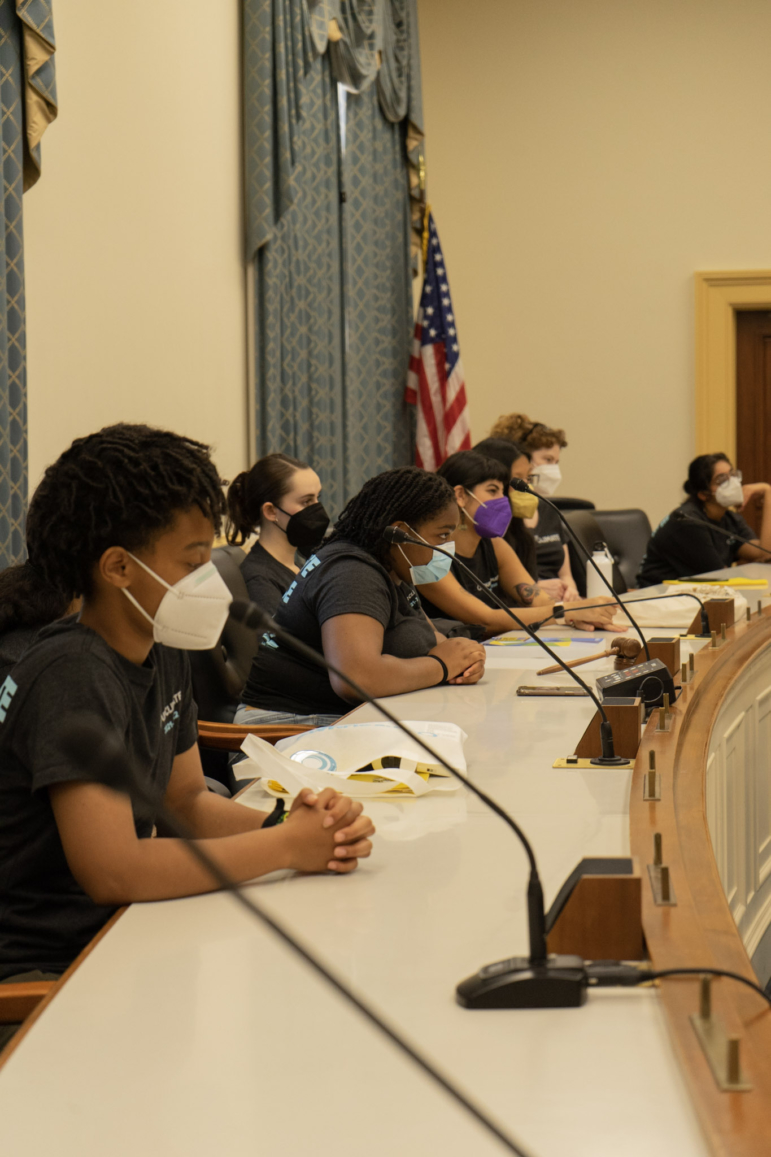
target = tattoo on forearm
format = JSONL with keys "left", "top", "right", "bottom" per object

{"left": 515, "top": 582, "right": 539, "bottom": 606}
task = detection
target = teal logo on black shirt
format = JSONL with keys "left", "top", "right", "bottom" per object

{"left": 161, "top": 690, "right": 182, "bottom": 734}
{"left": 0, "top": 675, "right": 17, "bottom": 724}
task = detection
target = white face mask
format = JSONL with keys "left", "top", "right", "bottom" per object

{"left": 714, "top": 474, "right": 743, "bottom": 509}
{"left": 122, "top": 554, "right": 232, "bottom": 650}
{"left": 530, "top": 463, "right": 562, "bottom": 498}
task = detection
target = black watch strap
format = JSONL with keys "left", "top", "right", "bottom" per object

{"left": 552, "top": 602, "right": 565, "bottom": 620}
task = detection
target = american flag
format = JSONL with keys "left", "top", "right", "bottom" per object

{"left": 405, "top": 212, "right": 471, "bottom": 470}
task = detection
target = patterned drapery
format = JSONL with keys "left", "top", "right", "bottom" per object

{"left": 0, "top": 0, "right": 56, "bottom": 569}
{"left": 244, "top": 0, "right": 423, "bottom": 515}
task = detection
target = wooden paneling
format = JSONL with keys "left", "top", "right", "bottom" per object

{"left": 630, "top": 613, "right": 771, "bottom": 1157}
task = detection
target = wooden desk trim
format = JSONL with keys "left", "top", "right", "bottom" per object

{"left": 631, "top": 611, "right": 771, "bottom": 1157}
{"left": 0, "top": 907, "right": 127, "bottom": 1072}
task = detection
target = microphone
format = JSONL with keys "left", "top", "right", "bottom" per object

{"left": 671, "top": 508, "right": 771, "bottom": 561}
{"left": 59, "top": 715, "right": 532, "bottom": 1157}
{"left": 509, "top": 479, "right": 651, "bottom": 661}
{"left": 230, "top": 595, "right": 588, "bottom": 1008}
{"left": 382, "top": 526, "right": 626, "bottom": 768}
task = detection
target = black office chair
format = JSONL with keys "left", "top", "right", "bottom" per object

{"left": 189, "top": 545, "right": 312, "bottom": 795}
{"left": 188, "top": 545, "right": 258, "bottom": 725}
{"left": 562, "top": 509, "right": 626, "bottom": 597}
{"left": 552, "top": 497, "right": 596, "bottom": 512}
{"left": 592, "top": 510, "right": 652, "bottom": 592}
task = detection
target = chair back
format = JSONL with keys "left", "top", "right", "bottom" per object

{"left": 188, "top": 545, "right": 261, "bottom": 722}
{"left": 551, "top": 497, "right": 596, "bottom": 512}
{"left": 562, "top": 509, "right": 626, "bottom": 597}
{"left": 592, "top": 509, "right": 652, "bottom": 591}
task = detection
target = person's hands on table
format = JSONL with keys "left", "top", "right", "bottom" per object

{"left": 564, "top": 596, "right": 626, "bottom": 633}
{"left": 286, "top": 787, "right": 375, "bottom": 873}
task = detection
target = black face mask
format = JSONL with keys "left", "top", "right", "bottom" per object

{"left": 276, "top": 502, "right": 330, "bottom": 553}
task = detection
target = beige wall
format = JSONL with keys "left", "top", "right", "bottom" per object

{"left": 24, "top": 0, "right": 247, "bottom": 490}
{"left": 418, "top": 0, "right": 771, "bottom": 526}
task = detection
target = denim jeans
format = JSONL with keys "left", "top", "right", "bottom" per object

{"left": 234, "top": 704, "right": 340, "bottom": 728}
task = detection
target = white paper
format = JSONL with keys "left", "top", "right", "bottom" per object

{"left": 613, "top": 585, "right": 748, "bottom": 629}
{"left": 239, "top": 720, "right": 466, "bottom": 799}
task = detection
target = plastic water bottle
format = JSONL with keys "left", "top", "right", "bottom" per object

{"left": 586, "top": 544, "right": 615, "bottom": 599}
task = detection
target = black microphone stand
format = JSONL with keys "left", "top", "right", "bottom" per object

{"left": 671, "top": 508, "right": 771, "bottom": 564}
{"left": 59, "top": 718, "right": 532, "bottom": 1157}
{"left": 510, "top": 480, "right": 653, "bottom": 659}
{"left": 230, "top": 595, "right": 589, "bottom": 1009}
{"left": 383, "top": 527, "right": 626, "bottom": 769}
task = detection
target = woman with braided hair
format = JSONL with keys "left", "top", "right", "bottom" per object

{"left": 0, "top": 424, "right": 374, "bottom": 1011}
{"left": 237, "top": 466, "right": 486, "bottom": 724}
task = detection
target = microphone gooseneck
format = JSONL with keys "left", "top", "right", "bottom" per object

{"left": 671, "top": 508, "right": 771, "bottom": 561}
{"left": 232, "top": 592, "right": 591, "bottom": 1008}
{"left": 382, "top": 527, "right": 625, "bottom": 768}
{"left": 509, "top": 480, "right": 652, "bottom": 661}
{"left": 230, "top": 596, "right": 548, "bottom": 959}
{"left": 58, "top": 716, "right": 533, "bottom": 1157}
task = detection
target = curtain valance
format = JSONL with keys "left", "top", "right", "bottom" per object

{"left": 244, "top": 0, "right": 423, "bottom": 262}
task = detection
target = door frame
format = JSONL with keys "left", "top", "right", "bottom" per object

{"left": 695, "top": 270, "right": 771, "bottom": 460}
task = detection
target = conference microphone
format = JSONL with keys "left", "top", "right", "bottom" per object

{"left": 59, "top": 715, "right": 533, "bottom": 1157}
{"left": 230, "top": 595, "right": 589, "bottom": 1009}
{"left": 509, "top": 479, "right": 651, "bottom": 661}
{"left": 671, "top": 508, "right": 771, "bottom": 561}
{"left": 382, "top": 526, "right": 626, "bottom": 768}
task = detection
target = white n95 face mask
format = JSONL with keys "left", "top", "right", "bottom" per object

{"left": 122, "top": 554, "right": 232, "bottom": 650}
{"left": 715, "top": 473, "right": 743, "bottom": 509}
{"left": 530, "top": 463, "right": 562, "bottom": 498}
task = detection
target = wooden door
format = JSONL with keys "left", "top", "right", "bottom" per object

{"left": 735, "top": 309, "right": 771, "bottom": 534}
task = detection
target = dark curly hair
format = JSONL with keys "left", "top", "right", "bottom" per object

{"left": 328, "top": 467, "right": 457, "bottom": 569}
{"left": 26, "top": 423, "right": 225, "bottom": 598}
{"left": 684, "top": 453, "right": 731, "bottom": 502}
{"left": 0, "top": 561, "right": 71, "bottom": 633}
{"left": 226, "top": 452, "right": 308, "bottom": 544}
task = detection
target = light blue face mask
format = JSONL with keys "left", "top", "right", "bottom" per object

{"left": 399, "top": 527, "right": 455, "bottom": 585}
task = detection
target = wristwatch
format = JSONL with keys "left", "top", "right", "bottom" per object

{"left": 552, "top": 602, "right": 565, "bottom": 620}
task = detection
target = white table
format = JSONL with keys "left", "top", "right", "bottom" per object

{"left": 0, "top": 619, "right": 713, "bottom": 1157}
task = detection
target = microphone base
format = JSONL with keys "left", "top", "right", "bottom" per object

{"left": 589, "top": 754, "right": 631, "bottom": 766}
{"left": 456, "top": 954, "right": 587, "bottom": 1009}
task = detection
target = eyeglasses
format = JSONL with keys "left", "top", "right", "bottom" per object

{"left": 714, "top": 469, "right": 742, "bottom": 485}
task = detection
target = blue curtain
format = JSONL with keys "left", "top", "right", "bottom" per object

{"left": 341, "top": 83, "right": 412, "bottom": 498}
{"left": 243, "top": 0, "right": 423, "bottom": 516}
{"left": 0, "top": 0, "right": 56, "bottom": 568}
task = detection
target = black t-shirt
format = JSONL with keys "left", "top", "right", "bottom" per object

{"left": 504, "top": 519, "right": 538, "bottom": 578}
{"left": 531, "top": 500, "right": 568, "bottom": 579}
{"left": 0, "top": 619, "right": 198, "bottom": 980}
{"left": 242, "top": 540, "right": 437, "bottom": 716}
{"left": 419, "top": 537, "right": 504, "bottom": 619}
{"left": 0, "top": 625, "right": 37, "bottom": 684}
{"left": 637, "top": 498, "right": 755, "bottom": 587}
{"left": 240, "top": 541, "right": 297, "bottom": 617}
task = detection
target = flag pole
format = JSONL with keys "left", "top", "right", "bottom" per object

{"left": 421, "top": 202, "right": 431, "bottom": 271}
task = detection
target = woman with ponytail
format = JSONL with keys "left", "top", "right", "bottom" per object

{"left": 226, "top": 454, "right": 329, "bottom": 615}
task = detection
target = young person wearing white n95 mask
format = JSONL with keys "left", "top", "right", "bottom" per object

{"left": 0, "top": 425, "right": 373, "bottom": 1016}
{"left": 637, "top": 452, "right": 771, "bottom": 586}
{"left": 489, "top": 412, "right": 580, "bottom": 602}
